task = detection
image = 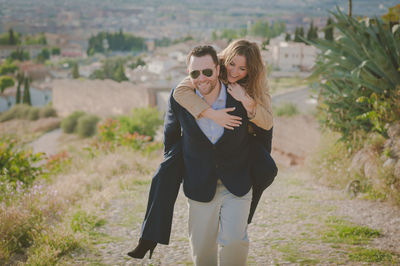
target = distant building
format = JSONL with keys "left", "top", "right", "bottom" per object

{"left": 270, "top": 41, "right": 318, "bottom": 72}
{"left": 0, "top": 90, "right": 15, "bottom": 112}
{"left": 0, "top": 84, "right": 52, "bottom": 112}
{"left": 18, "top": 61, "right": 53, "bottom": 81}
{"left": 0, "top": 45, "right": 47, "bottom": 59}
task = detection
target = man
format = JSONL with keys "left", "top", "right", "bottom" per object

{"left": 163, "top": 45, "right": 253, "bottom": 265}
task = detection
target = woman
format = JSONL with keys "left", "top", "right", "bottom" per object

{"left": 128, "top": 39, "right": 277, "bottom": 259}
{"left": 173, "top": 39, "right": 273, "bottom": 133}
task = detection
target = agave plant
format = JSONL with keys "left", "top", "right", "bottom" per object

{"left": 309, "top": 8, "right": 400, "bottom": 145}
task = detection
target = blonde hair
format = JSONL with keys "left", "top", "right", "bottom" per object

{"left": 219, "top": 39, "right": 268, "bottom": 106}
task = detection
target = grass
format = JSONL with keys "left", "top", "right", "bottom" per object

{"left": 0, "top": 141, "right": 161, "bottom": 265}
{"left": 273, "top": 243, "right": 320, "bottom": 265}
{"left": 274, "top": 102, "right": 299, "bottom": 117}
{"left": 323, "top": 216, "right": 381, "bottom": 245}
{"left": 348, "top": 247, "right": 397, "bottom": 263}
{"left": 269, "top": 76, "right": 308, "bottom": 95}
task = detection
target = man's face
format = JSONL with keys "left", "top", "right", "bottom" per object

{"left": 188, "top": 55, "right": 220, "bottom": 96}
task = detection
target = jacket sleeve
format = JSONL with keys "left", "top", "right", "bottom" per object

{"left": 249, "top": 90, "right": 273, "bottom": 131}
{"left": 173, "top": 76, "right": 210, "bottom": 118}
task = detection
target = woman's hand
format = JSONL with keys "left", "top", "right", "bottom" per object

{"left": 227, "top": 83, "right": 247, "bottom": 102}
{"left": 200, "top": 107, "right": 242, "bottom": 130}
{"left": 228, "top": 83, "right": 256, "bottom": 118}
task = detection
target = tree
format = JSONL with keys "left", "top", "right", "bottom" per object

{"left": 299, "top": 27, "right": 305, "bottom": 41}
{"left": 382, "top": 4, "right": 400, "bottom": 28}
{"left": 349, "top": 0, "right": 352, "bottom": 17}
{"left": 38, "top": 32, "right": 47, "bottom": 45}
{"left": 15, "top": 72, "right": 24, "bottom": 103}
{"left": 113, "top": 60, "right": 128, "bottom": 82}
{"left": 307, "top": 20, "right": 318, "bottom": 41}
{"left": 22, "top": 78, "right": 31, "bottom": 105}
{"left": 324, "top": 17, "right": 334, "bottom": 41}
{"left": 0, "top": 76, "right": 15, "bottom": 93}
{"left": 51, "top": 47, "right": 61, "bottom": 55}
{"left": 8, "top": 28, "right": 16, "bottom": 45}
{"left": 72, "top": 62, "right": 80, "bottom": 79}
{"left": 129, "top": 57, "right": 146, "bottom": 69}
{"left": 10, "top": 49, "right": 30, "bottom": 61}
{"left": 285, "top": 32, "right": 291, "bottom": 41}
{"left": 0, "top": 62, "right": 18, "bottom": 75}
{"left": 294, "top": 26, "right": 305, "bottom": 42}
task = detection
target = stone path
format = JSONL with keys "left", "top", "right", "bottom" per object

{"left": 30, "top": 128, "right": 62, "bottom": 156}
{"left": 72, "top": 165, "right": 400, "bottom": 265}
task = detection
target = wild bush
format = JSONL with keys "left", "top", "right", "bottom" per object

{"left": 60, "top": 111, "right": 85, "bottom": 133}
{"left": 0, "top": 138, "right": 43, "bottom": 199}
{"left": 96, "top": 117, "right": 155, "bottom": 152}
{"left": 28, "top": 107, "right": 40, "bottom": 121}
{"left": 76, "top": 114, "right": 100, "bottom": 138}
{"left": 119, "top": 107, "right": 163, "bottom": 139}
{"left": 0, "top": 104, "right": 31, "bottom": 122}
{"left": 275, "top": 102, "right": 299, "bottom": 117}
{"left": 39, "top": 106, "right": 57, "bottom": 118}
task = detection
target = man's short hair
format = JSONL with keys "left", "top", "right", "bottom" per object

{"left": 187, "top": 45, "right": 219, "bottom": 66}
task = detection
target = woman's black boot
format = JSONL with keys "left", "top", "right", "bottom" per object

{"left": 127, "top": 239, "right": 157, "bottom": 259}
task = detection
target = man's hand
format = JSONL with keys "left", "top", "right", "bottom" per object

{"left": 200, "top": 107, "right": 242, "bottom": 130}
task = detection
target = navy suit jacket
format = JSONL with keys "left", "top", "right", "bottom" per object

{"left": 140, "top": 88, "right": 277, "bottom": 244}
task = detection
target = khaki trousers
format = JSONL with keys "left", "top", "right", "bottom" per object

{"left": 187, "top": 183, "right": 252, "bottom": 266}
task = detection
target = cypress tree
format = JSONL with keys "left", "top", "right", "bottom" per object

{"left": 113, "top": 60, "right": 128, "bottom": 82}
{"left": 22, "top": 77, "right": 31, "bottom": 105}
{"left": 298, "top": 26, "right": 305, "bottom": 42}
{"left": 324, "top": 17, "right": 334, "bottom": 41}
{"left": 16, "top": 72, "right": 23, "bottom": 103}
{"left": 8, "top": 28, "right": 16, "bottom": 45}
{"left": 72, "top": 62, "right": 80, "bottom": 79}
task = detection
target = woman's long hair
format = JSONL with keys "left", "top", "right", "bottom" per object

{"left": 218, "top": 39, "right": 268, "bottom": 106}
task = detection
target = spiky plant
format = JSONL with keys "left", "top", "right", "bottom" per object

{"left": 309, "top": 8, "right": 400, "bottom": 146}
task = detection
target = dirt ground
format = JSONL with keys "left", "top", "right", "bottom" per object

{"left": 68, "top": 114, "right": 400, "bottom": 265}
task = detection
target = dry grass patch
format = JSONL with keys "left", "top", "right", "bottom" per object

{"left": 0, "top": 144, "right": 162, "bottom": 265}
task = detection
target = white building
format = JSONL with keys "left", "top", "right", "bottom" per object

{"left": 270, "top": 41, "right": 318, "bottom": 72}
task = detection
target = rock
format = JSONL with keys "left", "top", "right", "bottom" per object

{"left": 364, "top": 157, "right": 379, "bottom": 180}
{"left": 383, "top": 158, "right": 396, "bottom": 169}
{"left": 394, "top": 160, "right": 400, "bottom": 180}
{"left": 351, "top": 148, "right": 374, "bottom": 175}
{"left": 387, "top": 122, "right": 400, "bottom": 139}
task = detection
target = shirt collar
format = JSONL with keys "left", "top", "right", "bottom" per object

{"left": 196, "top": 81, "right": 226, "bottom": 103}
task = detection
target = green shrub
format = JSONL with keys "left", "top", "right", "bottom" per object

{"left": 0, "top": 138, "right": 43, "bottom": 199}
{"left": 76, "top": 114, "right": 100, "bottom": 138}
{"left": 275, "top": 102, "right": 299, "bottom": 117}
{"left": 119, "top": 107, "right": 163, "bottom": 139}
{"left": 39, "top": 106, "right": 57, "bottom": 118}
{"left": 60, "top": 111, "right": 85, "bottom": 133}
{"left": 28, "top": 107, "right": 40, "bottom": 121}
{"left": 0, "top": 104, "right": 31, "bottom": 122}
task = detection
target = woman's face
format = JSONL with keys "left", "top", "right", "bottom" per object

{"left": 226, "top": 55, "right": 248, "bottom": 83}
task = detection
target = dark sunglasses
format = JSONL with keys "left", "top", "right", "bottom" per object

{"left": 189, "top": 68, "right": 213, "bottom": 79}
